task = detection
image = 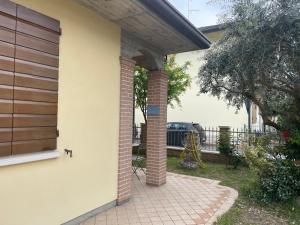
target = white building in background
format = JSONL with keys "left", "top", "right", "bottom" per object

{"left": 135, "top": 24, "right": 248, "bottom": 129}
{"left": 250, "top": 104, "right": 264, "bottom": 131}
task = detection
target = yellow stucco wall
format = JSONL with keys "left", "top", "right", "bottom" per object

{"left": 204, "top": 30, "right": 224, "bottom": 42}
{"left": 0, "top": 1, "right": 121, "bottom": 225}
{"left": 161, "top": 29, "right": 247, "bottom": 128}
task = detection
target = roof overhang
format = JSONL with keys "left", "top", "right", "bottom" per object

{"left": 199, "top": 23, "right": 227, "bottom": 34}
{"left": 76, "top": 0, "right": 211, "bottom": 54}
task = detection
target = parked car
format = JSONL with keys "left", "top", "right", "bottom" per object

{"left": 167, "top": 122, "right": 206, "bottom": 147}
{"left": 192, "top": 123, "right": 207, "bottom": 144}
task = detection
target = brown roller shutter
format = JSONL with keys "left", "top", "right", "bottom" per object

{"left": 0, "top": 0, "right": 15, "bottom": 156}
{"left": 0, "top": 0, "right": 60, "bottom": 156}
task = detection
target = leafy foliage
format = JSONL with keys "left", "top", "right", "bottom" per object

{"left": 165, "top": 55, "right": 192, "bottom": 108}
{"left": 244, "top": 136, "right": 300, "bottom": 203}
{"left": 134, "top": 67, "right": 148, "bottom": 123}
{"left": 217, "top": 131, "right": 242, "bottom": 168}
{"left": 289, "top": 131, "right": 300, "bottom": 147}
{"left": 257, "top": 160, "right": 300, "bottom": 203}
{"left": 199, "top": 0, "right": 300, "bottom": 130}
{"left": 218, "top": 132, "right": 233, "bottom": 157}
{"left": 134, "top": 55, "right": 191, "bottom": 123}
{"left": 278, "top": 117, "right": 300, "bottom": 159}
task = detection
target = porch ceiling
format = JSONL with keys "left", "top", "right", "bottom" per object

{"left": 75, "top": 0, "right": 211, "bottom": 54}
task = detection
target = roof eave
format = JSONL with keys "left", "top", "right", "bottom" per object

{"left": 138, "top": 0, "right": 211, "bottom": 50}
{"left": 199, "top": 23, "right": 228, "bottom": 34}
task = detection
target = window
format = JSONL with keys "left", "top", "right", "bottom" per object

{"left": 0, "top": 0, "right": 60, "bottom": 157}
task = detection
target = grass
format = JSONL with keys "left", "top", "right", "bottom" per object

{"left": 167, "top": 157, "right": 300, "bottom": 225}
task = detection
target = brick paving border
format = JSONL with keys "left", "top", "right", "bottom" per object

{"left": 204, "top": 185, "right": 238, "bottom": 225}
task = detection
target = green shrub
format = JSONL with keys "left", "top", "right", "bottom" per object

{"left": 218, "top": 132, "right": 232, "bottom": 156}
{"left": 286, "top": 129, "right": 300, "bottom": 160}
{"left": 256, "top": 160, "right": 300, "bottom": 203}
{"left": 218, "top": 131, "right": 242, "bottom": 169}
{"left": 278, "top": 117, "right": 300, "bottom": 160}
{"left": 244, "top": 136, "right": 300, "bottom": 203}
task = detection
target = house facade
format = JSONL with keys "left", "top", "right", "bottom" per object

{"left": 0, "top": 1, "right": 210, "bottom": 225}
{"left": 168, "top": 24, "right": 248, "bottom": 128}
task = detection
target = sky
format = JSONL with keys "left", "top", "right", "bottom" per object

{"left": 168, "top": 0, "right": 223, "bottom": 28}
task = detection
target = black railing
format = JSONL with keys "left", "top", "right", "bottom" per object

{"left": 167, "top": 130, "right": 188, "bottom": 147}
{"left": 132, "top": 126, "right": 281, "bottom": 151}
{"left": 133, "top": 125, "right": 141, "bottom": 145}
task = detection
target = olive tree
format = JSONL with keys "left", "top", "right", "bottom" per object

{"left": 199, "top": 0, "right": 300, "bottom": 130}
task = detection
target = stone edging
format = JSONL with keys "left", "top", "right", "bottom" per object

{"left": 205, "top": 185, "right": 238, "bottom": 225}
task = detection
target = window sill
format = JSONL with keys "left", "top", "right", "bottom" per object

{"left": 0, "top": 150, "right": 61, "bottom": 167}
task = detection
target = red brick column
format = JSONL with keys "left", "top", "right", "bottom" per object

{"left": 117, "top": 57, "right": 135, "bottom": 205}
{"left": 146, "top": 70, "right": 168, "bottom": 186}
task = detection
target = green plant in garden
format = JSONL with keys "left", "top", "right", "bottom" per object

{"left": 218, "top": 132, "right": 233, "bottom": 157}
{"left": 244, "top": 136, "right": 300, "bottom": 203}
{"left": 244, "top": 136, "right": 274, "bottom": 170}
{"left": 290, "top": 130, "right": 300, "bottom": 147}
{"left": 278, "top": 117, "right": 300, "bottom": 160}
{"left": 134, "top": 55, "right": 191, "bottom": 123}
{"left": 217, "top": 131, "right": 241, "bottom": 169}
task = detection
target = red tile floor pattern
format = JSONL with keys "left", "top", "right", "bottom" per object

{"left": 81, "top": 172, "right": 238, "bottom": 225}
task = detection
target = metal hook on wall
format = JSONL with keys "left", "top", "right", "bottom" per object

{"left": 64, "top": 149, "right": 73, "bottom": 158}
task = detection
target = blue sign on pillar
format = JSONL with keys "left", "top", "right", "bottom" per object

{"left": 147, "top": 105, "right": 160, "bottom": 116}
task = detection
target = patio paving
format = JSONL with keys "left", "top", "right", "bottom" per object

{"left": 81, "top": 171, "right": 238, "bottom": 225}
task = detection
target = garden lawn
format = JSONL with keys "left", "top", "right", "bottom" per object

{"left": 167, "top": 157, "right": 300, "bottom": 225}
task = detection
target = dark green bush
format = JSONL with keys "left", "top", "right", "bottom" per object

{"left": 218, "top": 131, "right": 242, "bottom": 169}
{"left": 285, "top": 129, "right": 300, "bottom": 160}
{"left": 278, "top": 117, "right": 300, "bottom": 160}
{"left": 255, "top": 160, "right": 300, "bottom": 203}
{"left": 245, "top": 136, "right": 300, "bottom": 203}
{"left": 218, "top": 132, "right": 233, "bottom": 156}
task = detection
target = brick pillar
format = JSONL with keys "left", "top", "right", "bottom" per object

{"left": 219, "top": 126, "right": 231, "bottom": 133}
{"left": 146, "top": 70, "right": 168, "bottom": 186}
{"left": 117, "top": 57, "right": 135, "bottom": 205}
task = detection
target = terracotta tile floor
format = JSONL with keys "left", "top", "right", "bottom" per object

{"left": 81, "top": 171, "right": 238, "bottom": 225}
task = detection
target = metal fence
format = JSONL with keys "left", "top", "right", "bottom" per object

{"left": 133, "top": 125, "right": 141, "bottom": 145}
{"left": 133, "top": 125, "right": 282, "bottom": 151}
